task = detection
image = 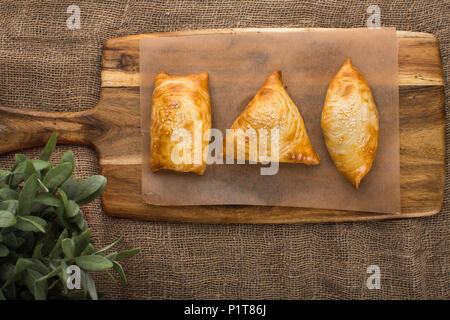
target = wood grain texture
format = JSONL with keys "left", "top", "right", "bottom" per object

{"left": 0, "top": 29, "right": 445, "bottom": 223}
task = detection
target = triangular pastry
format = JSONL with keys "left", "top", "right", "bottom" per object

{"left": 226, "top": 71, "right": 320, "bottom": 165}
{"left": 150, "top": 71, "right": 211, "bottom": 175}
{"left": 321, "top": 58, "right": 379, "bottom": 189}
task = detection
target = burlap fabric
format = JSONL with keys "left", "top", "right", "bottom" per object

{"left": 0, "top": 0, "right": 448, "bottom": 299}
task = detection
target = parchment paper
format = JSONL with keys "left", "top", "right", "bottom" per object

{"left": 140, "top": 28, "right": 400, "bottom": 214}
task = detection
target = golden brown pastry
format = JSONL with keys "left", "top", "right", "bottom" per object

{"left": 150, "top": 71, "right": 211, "bottom": 175}
{"left": 226, "top": 71, "right": 319, "bottom": 164}
{"left": 321, "top": 58, "right": 379, "bottom": 189}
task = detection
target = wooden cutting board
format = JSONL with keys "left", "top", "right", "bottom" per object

{"left": 0, "top": 29, "right": 445, "bottom": 223}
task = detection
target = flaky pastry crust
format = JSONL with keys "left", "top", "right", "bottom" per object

{"left": 321, "top": 58, "right": 379, "bottom": 189}
{"left": 150, "top": 71, "right": 211, "bottom": 175}
{"left": 226, "top": 71, "right": 320, "bottom": 165}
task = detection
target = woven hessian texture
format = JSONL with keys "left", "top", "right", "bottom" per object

{"left": 0, "top": 0, "right": 448, "bottom": 299}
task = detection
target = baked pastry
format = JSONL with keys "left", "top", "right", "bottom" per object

{"left": 226, "top": 71, "right": 319, "bottom": 164}
{"left": 321, "top": 58, "right": 379, "bottom": 189}
{"left": 150, "top": 71, "right": 211, "bottom": 175}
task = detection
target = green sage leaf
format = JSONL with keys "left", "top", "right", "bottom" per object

{"left": 39, "top": 133, "right": 57, "bottom": 161}
{"left": 15, "top": 216, "right": 47, "bottom": 233}
{"left": 24, "top": 269, "right": 47, "bottom": 300}
{"left": 0, "top": 199, "right": 18, "bottom": 213}
{"left": 48, "top": 279, "right": 60, "bottom": 291}
{"left": 94, "top": 236, "right": 122, "bottom": 254}
{"left": 10, "top": 160, "right": 27, "bottom": 187}
{"left": 85, "top": 271, "right": 98, "bottom": 300}
{"left": 15, "top": 154, "right": 27, "bottom": 163}
{"left": 75, "top": 255, "right": 113, "bottom": 271}
{"left": 18, "top": 174, "right": 39, "bottom": 216}
{"left": 1, "top": 232, "right": 21, "bottom": 249}
{"left": 23, "top": 160, "right": 37, "bottom": 181}
{"left": 0, "top": 210, "right": 17, "bottom": 227}
{"left": 0, "top": 187, "right": 18, "bottom": 200}
{"left": 59, "top": 261, "right": 69, "bottom": 294}
{"left": 116, "top": 248, "right": 141, "bottom": 261}
{"left": 42, "top": 162, "right": 73, "bottom": 189}
{"left": 65, "top": 200, "right": 80, "bottom": 218}
{"left": 0, "top": 263, "right": 15, "bottom": 281}
{"left": 15, "top": 258, "right": 34, "bottom": 274}
{"left": 62, "top": 238, "right": 75, "bottom": 259}
{"left": 74, "top": 175, "right": 107, "bottom": 206}
{"left": 105, "top": 252, "right": 118, "bottom": 261}
{"left": 54, "top": 205, "right": 71, "bottom": 230}
{"left": 0, "top": 243, "right": 9, "bottom": 257}
{"left": 30, "top": 160, "right": 52, "bottom": 172}
{"left": 81, "top": 243, "right": 95, "bottom": 256}
{"left": 30, "top": 258, "right": 50, "bottom": 275}
{"left": 60, "top": 175, "right": 80, "bottom": 199}
{"left": 0, "top": 170, "right": 11, "bottom": 182}
{"left": 61, "top": 150, "right": 74, "bottom": 165}
{"left": 105, "top": 270, "right": 117, "bottom": 283}
{"left": 33, "top": 192, "right": 62, "bottom": 207}
{"left": 36, "top": 178, "right": 49, "bottom": 193}
{"left": 74, "top": 229, "right": 91, "bottom": 256}
{"left": 49, "top": 228, "right": 68, "bottom": 259}
{"left": 32, "top": 242, "right": 43, "bottom": 259}
{"left": 57, "top": 187, "right": 69, "bottom": 208}
{"left": 113, "top": 261, "right": 127, "bottom": 284}
{"left": 36, "top": 266, "right": 63, "bottom": 282}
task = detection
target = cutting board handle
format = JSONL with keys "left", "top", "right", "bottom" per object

{"left": 0, "top": 104, "right": 101, "bottom": 154}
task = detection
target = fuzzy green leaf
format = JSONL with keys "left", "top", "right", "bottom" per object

{"left": 30, "top": 160, "right": 52, "bottom": 172}
{"left": 1, "top": 232, "right": 21, "bottom": 249}
{"left": 15, "top": 216, "right": 47, "bottom": 233}
{"left": 60, "top": 175, "right": 80, "bottom": 199}
{"left": 15, "top": 154, "right": 27, "bottom": 163}
{"left": 36, "top": 178, "right": 49, "bottom": 193}
{"left": 0, "top": 210, "right": 17, "bottom": 227}
{"left": 24, "top": 269, "right": 47, "bottom": 300}
{"left": 36, "top": 266, "right": 63, "bottom": 282}
{"left": 94, "top": 236, "right": 122, "bottom": 254}
{"left": 0, "top": 188, "right": 18, "bottom": 200}
{"left": 33, "top": 193, "right": 62, "bottom": 207}
{"left": 0, "top": 200, "right": 19, "bottom": 214}
{"left": 74, "top": 175, "right": 107, "bottom": 205}
{"left": 0, "top": 170, "right": 11, "bottom": 182}
{"left": 42, "top": 162, "right": 73, "bottom": 189}
{"left": 61, "top": 150, "right": 75, "bottom": 165}
{"left": 23, "top": 161, "right": 37, "bottom": 181}
{"left": 18, "top": 174, "right": 39, "bottom": 216}
{"left": 49, "top": 228, "right": 68, "bottom": 259}
{"left": 74, "top": 229, "right": 91, "bottom": 256}
{"left": 75, "top": 255, "right": 113, "bottom": 271}
{"left": 0, "top": 243, "right": 9, "bottom": 257}
{"left": 116, "top": 248, "right": 141, "bottom": 261}
{"left": 57, "top": 188, "right": 69, "bottom": 208}
{"left": 81, "top": 243, "right": 95, "bottom": 256}
{"left": 85, "top": 271, "right": 98, "bottom": 300}
{"left": 65, "top": 200, "right": 80, "bottom": 218}
{"left": 32, "top": 242, "right": 43, "bottom": 259}
{"left": 105, "top": 252, "right": 118, "bottom": 261}
{"left": 39, "top": 133, "right": 57, "bottom": 161}
{"left": 113, "top": 261, "right": 127, "bottom": 284}
{"left": 0, "top": 263, "right": 15, "bottom": 281}
{"left": 62, "top": 238, "right": 75, "bottom": 259}
{"left": 15, "top": 258, "right": 34, "bottom": 274}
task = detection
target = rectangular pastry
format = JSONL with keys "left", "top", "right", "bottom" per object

{"left": 150, "top": 71, "right": 211, "bottom": 175}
